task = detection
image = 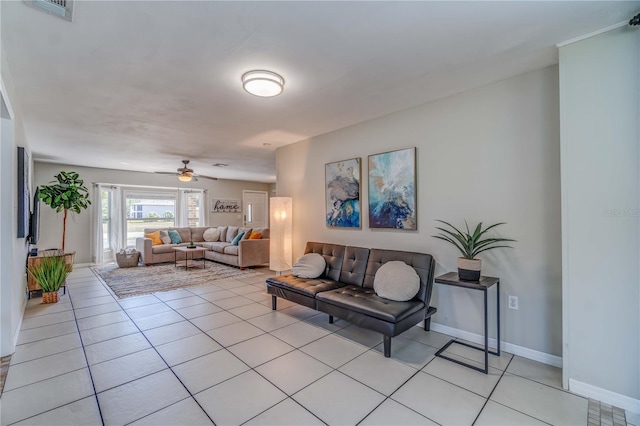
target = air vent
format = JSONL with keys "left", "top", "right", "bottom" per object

{"left": 24, "top": 0, "right": 74, "bottom": 22}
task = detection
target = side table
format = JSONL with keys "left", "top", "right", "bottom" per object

{"left": 434, "top": 272, "right": 500, "bottom": 374}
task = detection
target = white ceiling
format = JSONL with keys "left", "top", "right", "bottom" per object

{"left": 2, "top": 1, "right": 638, "bottom": 182}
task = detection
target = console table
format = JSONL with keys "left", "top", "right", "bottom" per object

{"left": 434, "top": 272, "right": 500, "bottom": 374}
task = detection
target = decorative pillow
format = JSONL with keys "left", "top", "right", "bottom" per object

{"left": 158, "top": 230, "right": 172, "bottom": 245}
{"left": 292, "top": 253, "right": 326, "bottom": 279}
{"left": 231, "top": 232, "right": 245, "bottom": 246}
{"left": 167, "top": 230, "right": 182, "bottom": 244}
{"left": 203, "top": 228, "right": 220, "bottom": 242}
{"left": 239, "top": 227, "right": 252, "bottom": 240}
{"left": 373, "top": 261, "right": 420, "bottom": 302}
{"left": 217, "top": 226, "right": 228, "bottom": 242}
{"left": 226, "top": 226, "right": 239, "bottom": 243}
{"left": 248, "top": 232, "right": 262, "bottom": 240}
{"left": 145, "top": 231, "right": 163, "bottom": 246}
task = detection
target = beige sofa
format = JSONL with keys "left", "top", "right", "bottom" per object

{"left": 135, "top": 226, "right": 270, "bottom": 269}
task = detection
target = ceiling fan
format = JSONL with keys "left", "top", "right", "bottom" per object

{"left": 155, "top": 160, "right": 218, "bottom": 182}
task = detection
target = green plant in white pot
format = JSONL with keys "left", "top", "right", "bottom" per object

{"left": 27, "top": 253, "right": 71, "bottom": 303}
{"left": 433, "top": 220, "right": 515, "bottom": 281}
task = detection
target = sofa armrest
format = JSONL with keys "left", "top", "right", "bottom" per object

{"left": 238, "top": 238, "right": 270, "bottom": 267}
{"left": 135, "top": 237, "right": 153, "bottom": 263}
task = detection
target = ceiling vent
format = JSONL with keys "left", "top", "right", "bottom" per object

{"left": 24, "top": 0, "right": 74, "bottom": 22}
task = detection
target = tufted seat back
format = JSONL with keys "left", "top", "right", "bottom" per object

{"left": 363, "top": 249, "right": 435, "bottom": 303}
{"left": 304, "top": 242, "right": 346, "bottom": 282}
{"left": 339, "top": 246, "right": 370, "bottom": 286}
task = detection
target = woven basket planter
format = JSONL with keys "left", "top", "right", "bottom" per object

{"left": 116, "top": 251, "right": 140, "bottom": 268}
{"left": 42, "top": 291, "right": 59, "bottom": 304}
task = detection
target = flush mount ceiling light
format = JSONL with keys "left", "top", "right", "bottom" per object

{"left": 242, "top": 70, "right": 285, "bottom": 97}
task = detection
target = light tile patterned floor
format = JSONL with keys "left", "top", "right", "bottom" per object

{"left": 0, "top": 265, "right": 632, "bottom": 425}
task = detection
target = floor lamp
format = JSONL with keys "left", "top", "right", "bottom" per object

{"left": 269, "top": 197, "right": 292, "bottom": 275}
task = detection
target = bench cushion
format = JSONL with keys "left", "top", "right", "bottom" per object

{"left": 266, "top": 274, "right": 346, "bottom": 298}
{"left": 316, "top": 285, "right": 424, "bottom": 323}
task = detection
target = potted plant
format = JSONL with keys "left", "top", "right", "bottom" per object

{"left": 27, "top": 253, "right": 70, "bottom": 303}
{"left": 38, "top": 171, "right": 91, "bottom": 252}
{"left": 433, "top": 220, "right": 515, "bottom": 281}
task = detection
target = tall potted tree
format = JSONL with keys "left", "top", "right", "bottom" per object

{"left": 433, "top": 220, "right": 515, "bottom": 281}
{"left": 39, "top": 171, "right": 91, "bottom": 252}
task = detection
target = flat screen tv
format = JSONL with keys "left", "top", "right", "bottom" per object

{"left": 29, "top": 187, "right": 40, "bottom": 245}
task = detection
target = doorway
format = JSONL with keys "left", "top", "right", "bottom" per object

{"left": 243, "top": 191, "right": 268, "bottom": 229}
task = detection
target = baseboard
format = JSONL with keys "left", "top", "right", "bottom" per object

{"left": 570, "top": 379, "right": 640, "bottom": 415}
{"left": 427, "top": 322, "right": 563, "bottom": 368}
{"left": 74, "top": 262, "right": 93, "bottom": 268}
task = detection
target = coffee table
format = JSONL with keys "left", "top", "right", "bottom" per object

{"left": 173, "top": 246, "right": 207, "bottom": 270}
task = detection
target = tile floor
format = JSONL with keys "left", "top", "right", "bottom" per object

{"left": 0, "top": 266, "right": 634, "bottom": 425}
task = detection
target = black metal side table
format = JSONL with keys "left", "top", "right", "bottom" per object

{"left": 434, "top": 272, "right": 500, "bottom": 374}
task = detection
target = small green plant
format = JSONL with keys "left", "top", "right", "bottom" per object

{"left": 433, "top": 220, "right": 515, "bottom": 259}
{"left": 27, "top": 254, "right": 70, "bottom": 293}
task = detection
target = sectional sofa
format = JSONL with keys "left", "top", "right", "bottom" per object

{"left": 266, "top": 242, "right": 437, "bottom": 357}
{"left": 136, "top": 226, "right": 270, "bottom": 268}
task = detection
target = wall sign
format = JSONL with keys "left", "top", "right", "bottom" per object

{"left": 211, "top": 198, "right": 241, "bottom": 213}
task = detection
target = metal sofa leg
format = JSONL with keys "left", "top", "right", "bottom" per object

{"left": 271, "top": 295, "right": 277, "bottom": 310}
{"left": 383, "top": 335, "right": 391, "bottom": 358}
{"left": 329, "top": 315, "right": 334, "bottom": 324}
{"left": 424, "top": 317, "right": 431, "bottom": 331}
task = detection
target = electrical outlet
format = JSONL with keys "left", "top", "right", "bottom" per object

{"left": 508, "top": 295, "right": 519, "bottom": 310}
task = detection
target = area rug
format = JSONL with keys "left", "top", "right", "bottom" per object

{"left": 92, "top": 262, "right": 261, "bottom": 298}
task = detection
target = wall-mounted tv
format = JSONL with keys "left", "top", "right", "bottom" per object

{"left": 29, "top": 187, "right": 40, "bottom": 245}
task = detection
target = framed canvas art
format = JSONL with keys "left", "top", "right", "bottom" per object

{"left": 325, "top": 157, "right": 361, "bottom": 228}
{"left": 368, "top": 147, "right": 417, "bottom": 230}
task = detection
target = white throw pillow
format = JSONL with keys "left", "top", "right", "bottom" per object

{"left": 373, "top": 261, "right": 420, "bottom": 302}
{"left": 203, "top": 228, "right": 220, "bottom": 242}
{"left": 292, "top": 253, "right": 326, "bottom": 279}
{"left": 158, "top": 230, "right": 172, "bottom": 245}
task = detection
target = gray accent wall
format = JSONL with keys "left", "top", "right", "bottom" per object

{"left": 276, "top": 66, "right": 562, "bottom": 357}
{"left": 560, "top": 27, "right": 639, "bottom": 405}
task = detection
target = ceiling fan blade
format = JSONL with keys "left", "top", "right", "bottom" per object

{"left": 197, "top": 175, "right": 218, "bottom": 181}
{"left": 155, "top": 171, "right": 178, "bottom": 175}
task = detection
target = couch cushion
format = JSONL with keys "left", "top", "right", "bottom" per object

{"left": 145, "top": 231, "right": 163, "bottom": 246}
{"left": 152, "top": 244, "right": 178, "bottom": 254}
{"left": 373, "top": 261, "right": 420, "bottom": 302}
{"left": 304, "top": 242, "right": 346, "bottom": 282}
{"left": 226, "top": 226, "right": 239, "bottom": 243}
{"left": 223, "top": 245, "right": 239, "bottom": 256}
{"left": 266, "top": 274, "right": 346, "bottom": 297}
{"left": 159, "top": 230, "right": 172, "bottom": 245}
{"left": 190, "top": 227, "right": 209, "bottom": 242}
{"left": 203, "top": 228, "right": 220, "bottom": 242}
{"left": 239, "top": 227, "right": 252, "bottom": 240}
{"left": 252, "top": 227, "right": 270, "bottom": 239}
{"left": 176, "top": 228, "right": 191, "bottom": 243}
{"left": 339, "top": 246, "right": 370, "bottom": 286}
{"left": 167, "top": 230, "right": 182, "bottom": 244}
{"left": 231, "top": 232, "right": 245, "bottom": 246}
{"left": 217, "top": 226, "right": 228, "bottom": 242}
{"left": 316, "top": 285, "right": 424, "bottom": 323}
{"left": 292, "top": 253, "right": 326, "bottom": 279}
{"left": 203, "top": 242, "right": 231, "bottom": 253}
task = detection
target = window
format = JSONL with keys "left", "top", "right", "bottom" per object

{"left": 125, "top": 193, "right": 176, "bottom": 247}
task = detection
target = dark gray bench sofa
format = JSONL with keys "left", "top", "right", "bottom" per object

{"left": 266, "top": 242, "right": 437, "bottom": 357}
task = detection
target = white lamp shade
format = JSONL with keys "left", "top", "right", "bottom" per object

{"left": 270, "top": 197, "right": 292, "bottom": 272}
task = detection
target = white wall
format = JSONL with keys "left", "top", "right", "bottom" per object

{"left": 560, "top": 27, "right": 639, "bottom": 411}
{"left": 1, "top": 43, "right": 30, "bottom": 357}
{"left": 34, "top": 162, "right": 271, "bottom": 264}
{"left": 277, "top": 66, "right": 562, "bottom": 357}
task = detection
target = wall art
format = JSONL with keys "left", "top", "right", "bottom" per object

{"left": 325, "top": 157, "right": 361, "bottom": 228}
{"left": 211, "top": 198, "right": 241, "bottom": 213}
{"left": 368, "top": 147, "right": 416, "bottom": 230}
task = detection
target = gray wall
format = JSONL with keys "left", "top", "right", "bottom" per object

{"left": 276, "top": 66, "right": 562, "bottom": 357}
{"left": 1, "top": 43, "right": 30, "bottom": 357}
{"left": 34, "top": 162, "right": 270, "bottom": 264}
{"left": 560, "top": 27, "right": 639, "bottom": 405}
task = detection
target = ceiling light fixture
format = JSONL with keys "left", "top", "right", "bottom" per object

{"left": 242, "top": 70, "right": 284, "bottom": 97}
{"left": 178, "top": 174, "right": 192, "bottom": 182}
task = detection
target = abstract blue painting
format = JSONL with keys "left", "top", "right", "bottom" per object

{"left": 325, "top": 158, "right": 361, "bottom": 228}
{"left": 368, "top": 148, "right": 416, "bottom": 230}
